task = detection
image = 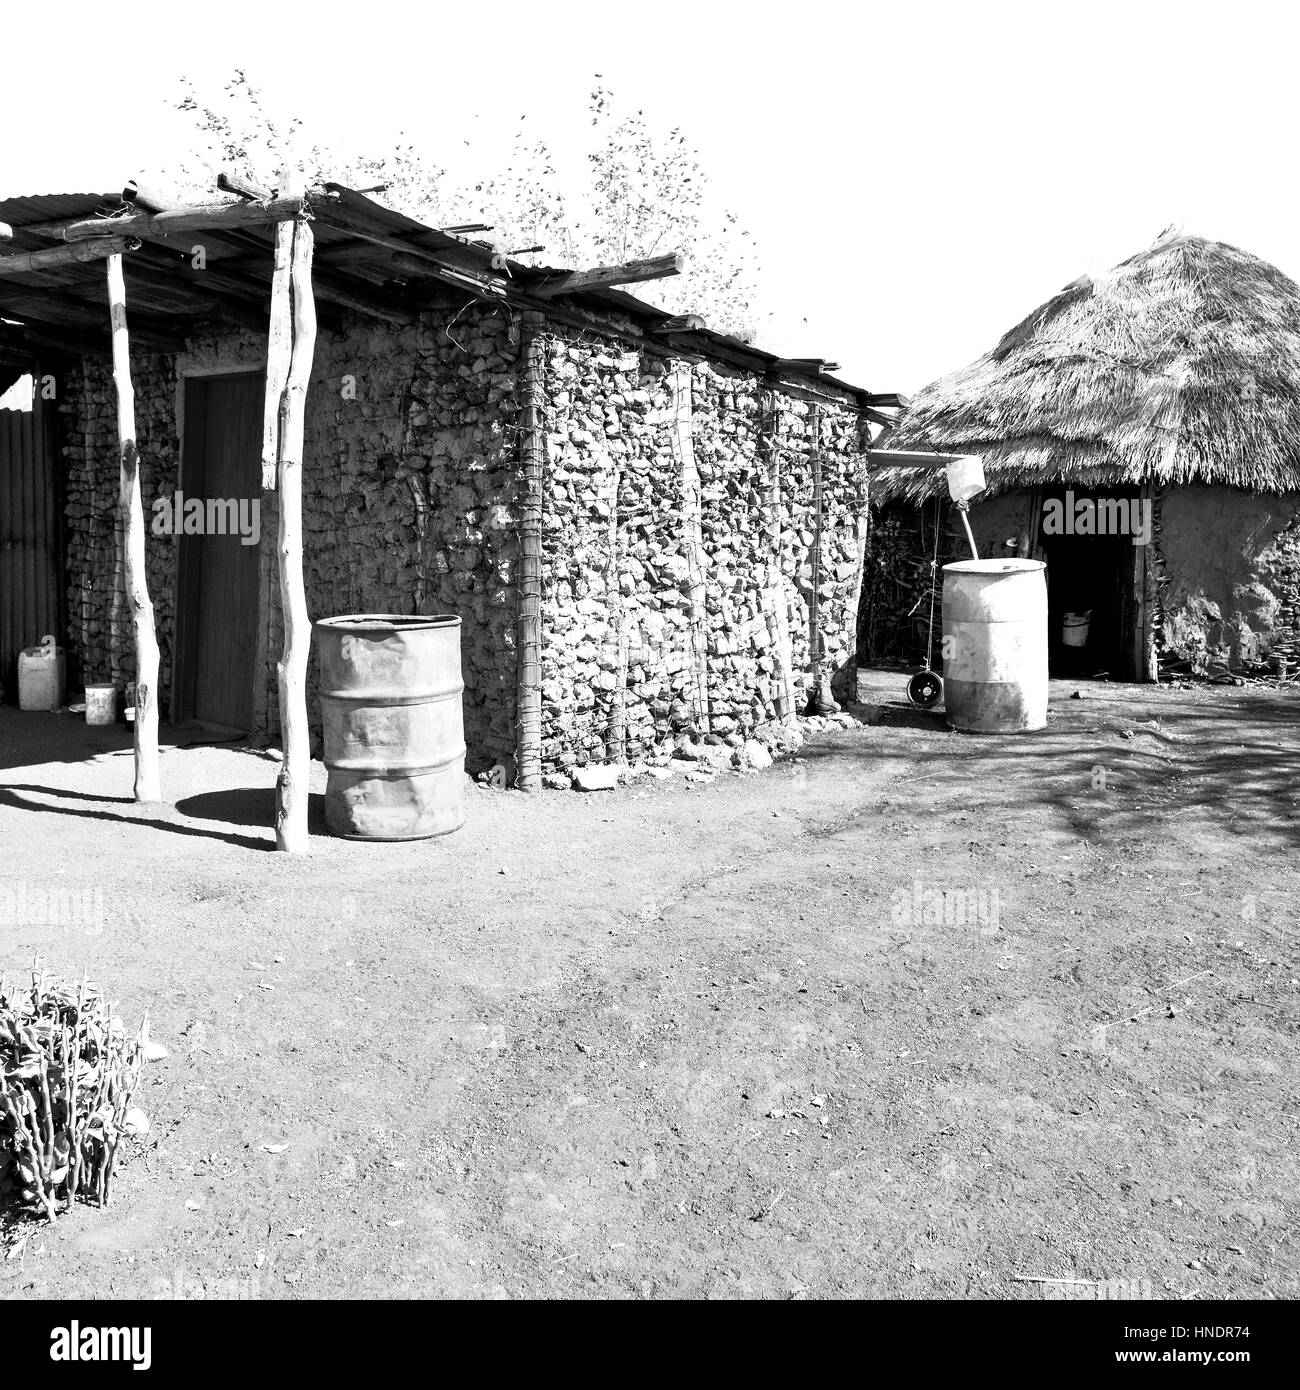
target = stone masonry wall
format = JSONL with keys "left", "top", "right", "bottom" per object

{"left": 58, "top": 307, "right": 521, "bottom": 772}
{"left": 57, "top": 309, "right": 872, "bottom": 775}
{"left": 535, "top": 330, "right": 869, "bottom": 771}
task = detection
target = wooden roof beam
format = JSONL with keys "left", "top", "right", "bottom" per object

{"left": 311, "top": 198, "right": 509, "bottom": 295}
{"left": 32, "top": 195, "right": 306, "bottom": 244}
{"left": 533, "top": 253, "right": 684, "bottom": 300}
{"left": 0, "top": 236, "right": 140, "bottom": 278}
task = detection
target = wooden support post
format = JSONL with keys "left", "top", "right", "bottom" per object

{"left": 515, "top": 311, "right": 545, "bottom": 793}
{"left": 106, "top": 253, "right": 161, "bottom": 802}
{"left": 262, "top": 217, "right": 294, "bottom": 489}
{"left": 674, "top": 362, "right": 711, "bottom": 734}
{"left": 806, "top": 402, "right": 828, "bottom": 714}
{"left": 274, "top": 208, "right": 317, "bottom": 853}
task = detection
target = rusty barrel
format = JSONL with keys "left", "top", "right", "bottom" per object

{"left": 315, "top": 614, "right": 466, "bottom": 840}
{"left": 942, "top": 559, "right": 1048, "bottom": 733}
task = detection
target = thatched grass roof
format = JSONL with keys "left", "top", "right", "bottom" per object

{"left": 874, "top": 231, "right": 1300, "bottom": 502}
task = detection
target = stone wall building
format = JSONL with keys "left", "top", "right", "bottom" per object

{"left": 1, "top": 186, "right": 898, "bottom": 776}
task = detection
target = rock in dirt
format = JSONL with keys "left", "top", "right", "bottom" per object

{"left": 734, "top": 740, "right": 773, "bottom": 771}
{"left": 573, "top": 764, "right": 622, "bottom": 792}
{"left": 542, "top": 773, "right": 571, "bottom": 790}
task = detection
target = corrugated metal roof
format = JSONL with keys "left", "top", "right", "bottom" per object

{"left": 0, "top": 185, "right": 887, "bottom": 403}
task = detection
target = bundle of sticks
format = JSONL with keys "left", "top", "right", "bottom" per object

{"left": 0, "top": 965, "right": 144, "bottom": 1221}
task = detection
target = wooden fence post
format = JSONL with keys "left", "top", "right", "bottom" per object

{"left": 106, "top": 253, "right": 161, "bottom": 802}
{"left": 515, "top": 311, "right": 545, "bottom": 792}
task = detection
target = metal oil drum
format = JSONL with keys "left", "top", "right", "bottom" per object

{"left": 315, "top": 614, "right": 466, "bottom": 840}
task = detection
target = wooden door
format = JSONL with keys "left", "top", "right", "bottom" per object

{"left": 174, "top": 373, "right": 263, "bottom": 730}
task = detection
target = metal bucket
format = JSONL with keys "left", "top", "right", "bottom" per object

{"left": 315, "top": 614, "right": 466, "bottom": 841}
{"left": 1062, "top": 611, "right": 1091, "bottom": 648}
{"left": 84, "top": 683, "right": 118, "bottom": 726}
{"left": 942, "top": 559, "right": 1048, "bottom": 733}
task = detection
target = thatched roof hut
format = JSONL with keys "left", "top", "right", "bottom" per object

{"left": 862, "top": 232, "right": 1300, "bottom": 682}
{"left": 874, "top": 231, "right": 1300, "bottom": 502}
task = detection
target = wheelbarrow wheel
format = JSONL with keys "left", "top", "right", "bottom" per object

{"left": 907, "top": 669, "right": 944, "bottom": 709}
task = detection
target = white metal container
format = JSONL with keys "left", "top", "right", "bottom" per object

{"left": 17, "top": 636, "right": 66, "bottom": 711}
{"left": 84, "top": 684, "right": 118, "bottom": 726}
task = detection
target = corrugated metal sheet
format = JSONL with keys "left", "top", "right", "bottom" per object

{"left": 0, "top": 394, "right": 61, "bottom": 701}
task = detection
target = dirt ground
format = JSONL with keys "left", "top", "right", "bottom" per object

{"left": 1, "top": 669, "right": 1297, "bottom": 1300}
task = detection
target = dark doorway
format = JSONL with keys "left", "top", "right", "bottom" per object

{"left": 1037, "top": 486, "right": 1145, "bottom": 679}
{"left": 173, "top": 373, "right": 263, "bottom": 731}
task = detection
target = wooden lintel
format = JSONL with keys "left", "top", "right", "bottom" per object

{"left": 0, "top": 237, "right": 139, "bottom": 278}
{"left": 533, "top": 252, "right": 684, "bottom": 300}
{"left": 41, "top": 196, "right": 306, "bottom": 244}
{"left": 860, "top": 391, "right": 909, "bottom": 409}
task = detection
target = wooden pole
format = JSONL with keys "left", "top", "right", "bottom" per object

{"left": 274, "top": 209, "right": 317, "bottom": 853}
{"left": 106, "top": 253, "right": 161, "bottom": 802}
{"left": 0, "top": 237, "right": 137, "bottom": 277}
{"left": 674, "top": 362, "right": 711, "bottom": 734}
{"left": 262, "top": 217, "right": 294, "bottom": 489}
{"left": 515, "top": 311, "right": 545, "bottom": 793}
{"left": 48, "top": 196, "right": 306, "bottom": 243}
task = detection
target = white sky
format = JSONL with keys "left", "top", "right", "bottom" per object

{"left": 6, "top": 0, "right": 1298, "bottom": 395}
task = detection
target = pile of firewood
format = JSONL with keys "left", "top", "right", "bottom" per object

{"left": 0, "top": 965, "right": 149, "bottom": 1222}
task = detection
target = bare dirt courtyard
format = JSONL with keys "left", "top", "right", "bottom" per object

{"left": 1, "top": 670, "right": 1297, "bottom": 1300}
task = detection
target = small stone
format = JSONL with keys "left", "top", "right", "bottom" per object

{"left": 573, "top": 764, "right": 621, "bottom": 792}
{"left": 122, "top": 1107, "right": 150, "bottom": 1138}
{"left": 743, "top": 740, "right": 773, "bottom": 770}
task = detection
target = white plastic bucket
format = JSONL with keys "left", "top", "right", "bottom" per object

{"left": 84, "top": 684, "right": 118, "bottom": 726}
{"left": 945, "top": 454, "right": 986, "bottom": 505}
{"left": 17, "top": 636, "right": 66, "bottom": 711}
{"left": 1062, "top": 612, "right": 1091, "bottom": 648}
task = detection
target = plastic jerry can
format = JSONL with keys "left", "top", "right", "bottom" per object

{"left": 18, "top": 635, "right": 67, "bottom": 711}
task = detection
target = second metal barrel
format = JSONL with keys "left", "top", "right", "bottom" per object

{"left": 315, "top": 614, "right": 466, "bottom": 840}
{"left": 942, "top": 559, "right": 1048, "bottom": 733}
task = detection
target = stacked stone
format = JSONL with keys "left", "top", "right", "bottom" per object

{"left": 536, "top": 334, "right": 869, "bottom": 772}
{"left": 58, "top": 353, "right": 180, "bottom": 698}
{"left": 53, "top": 301, "right": 870, "bottom": 777}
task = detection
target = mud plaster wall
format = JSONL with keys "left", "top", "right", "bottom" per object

{"left": 866, "top": 486, "right": 1300, "bottom": 671}
{"left": 537, "top": 332, "right": 869, "bottom": 771}
{"left": 1158, "top": 486, "right": 1300, "bottom": 666}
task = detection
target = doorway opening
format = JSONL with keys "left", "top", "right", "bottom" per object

{"left": 172, "top": 372, "right": 264, "bottom": 732}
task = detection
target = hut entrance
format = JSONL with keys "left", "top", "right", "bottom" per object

{"left": 1037, "top": 485, "right": 1149, "bottom": 680}
{"left": 172, "top": 372, "right": 263, "bottom": 732}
